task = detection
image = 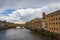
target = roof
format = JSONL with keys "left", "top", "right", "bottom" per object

{"left": 45, "top": 10, "right": 60, "bottom": 16}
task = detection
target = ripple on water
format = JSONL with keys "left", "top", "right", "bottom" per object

{"left": 0, "top": 28, "right": 48, "bottom": 40}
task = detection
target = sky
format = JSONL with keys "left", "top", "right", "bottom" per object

{"left": 0, "top": 0, "right": 60, "bottom": 24}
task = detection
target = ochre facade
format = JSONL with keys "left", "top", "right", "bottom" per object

{"left": 43, "top": 10, "right": 60, "bottom": 34}
{"left": 25, "top": 18, "right": 41, "bottom": 30}
{"left": 31, "top": 18, "right": 41, "bottom": 30}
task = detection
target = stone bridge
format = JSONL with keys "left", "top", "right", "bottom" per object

{"left": 6, "top": 23, "right": 25, "bottom": 28}
{"left": 15, "top": 24, "right": 25, "bottom": 28}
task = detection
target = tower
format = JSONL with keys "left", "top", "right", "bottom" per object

{"left": 42, "top": 12, "right": 45, "bottom": 20}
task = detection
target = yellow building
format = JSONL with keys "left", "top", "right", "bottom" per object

{"left": 43, "top": 10, "right": 60, "bottom": 34}
{"left": 31, "top": 18, "right": 41, "bottom": 30}
{"left": 25, "top": 18, "right": 41, "bottom": 30}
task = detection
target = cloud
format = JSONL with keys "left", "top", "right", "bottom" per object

{"left": 0, "top": 3, "right": 60, "bottom": 24}
{"left": 0, "top": 0, "right": 60, "bottom": 9}
{"left": 0, "top": 9, "right": 15, "bottom": 16}
{"left": 42, "top": 3, "right": 60, "bottom": 14}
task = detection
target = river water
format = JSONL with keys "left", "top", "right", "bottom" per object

{"left": 0, "top": 28, "right": 48, "bottom": 40}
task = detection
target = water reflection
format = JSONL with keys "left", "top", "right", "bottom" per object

{"left": 0, "top": 28, "right": 47, "bottom": 40}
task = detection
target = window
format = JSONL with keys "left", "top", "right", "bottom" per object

{"left": 49, "top": 19, "right": 50, "bottom": 21}
{"left": 49, "top": 23, "right": 50, "bottom": 25}
{"left": 59, "top": 17, "right": 60, "bottom": 20}
{"left": 54, "top": 18, "right": 55, "bottom": 21}
{"left": 56, "top": 22, "right": 58, "bottom": 24}
{"left": 56, "top": 18, "right": 57, "bottom": 20}
{"left": 53, "top": 14, "right": 54, "bottom": 17}
{"left": 51, "top": 19, "right": 52, "bottom": 21}
{"left": 51, "top": 14, "right": 53, "bottom": 17}
{"left": 57, "top": 28, "right": 58, "bottom": 31}
{"left": 54, "top": 23, "right": 55, "bottom": 25}
{"left": 55, "top": 13, "right": 57, "bottom": 16}
{"left": 49, "top": 28, "right": 51, "bottom": 30}
{"left": 52, "top": 28, "right": 53, "bottom": 30}
{"left": 54, "top": 28, "right": 55, "bottom": 30}
{"left": 58, "top": 13, "right": 60, "bottom": 15}
{"left": 59, "top": 22, "right": 60, "bottom": 24}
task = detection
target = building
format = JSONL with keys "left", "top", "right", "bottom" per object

{"left": 25, "top": 21, "right": 31, "bottom": 28}
{"left": 0, "top": 21, "right": 5, "bottom": 28}
{"left": 40, "top": 18, "right": 47, "bottom": 30}
{"left": 0, "top": 20, "right": 8, "bottom": 28}
{"left": 25, "top": 18, "right": 42, "bottom": 30}
{"left": 43, "top": 10, "right": 60, "bottom": 34}
{"left": 7, "top": 22, "right": 16, "bottom": 28}
{"left": 31, "top": 18, "right": 41, "bottom": 30}
{"left": 0, "top": 20, "right": 16, "bottom": 29}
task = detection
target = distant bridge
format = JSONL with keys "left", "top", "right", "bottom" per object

{"left": 15, "top": 24, "right": 25, "bottom": 28}
{"left": 5, "top": 24, "right": 25, "bottom": 29}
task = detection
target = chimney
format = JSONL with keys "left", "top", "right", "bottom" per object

{"left": 43, "top": 12, "right": 45, "bottom": 20}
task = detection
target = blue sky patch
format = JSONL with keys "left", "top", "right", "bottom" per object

{"left": 1, "top": 9, "right": 15, "bottom": 15}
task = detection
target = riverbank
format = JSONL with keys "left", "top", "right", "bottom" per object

{"left": 26, "top": 28, "right": 59, "bottom": 40}
{"left": 0, "top": 28, "right": 48, "bottom": 40}
{"left": 0, "top": 27, "right": 16, "bottom": 30}
{"left": 0, "top": 27, "right": 9, "bottom": 30}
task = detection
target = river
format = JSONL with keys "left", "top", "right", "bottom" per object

{"left": 0, "top": 28, "right": 48, "bottom": 40}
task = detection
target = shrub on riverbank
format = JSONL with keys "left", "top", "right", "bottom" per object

{"left": 33, "top": 28, "right": 58, "bottom": 40}
{"left": 0, "top": 28, "right": 6, "bottom": 30}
